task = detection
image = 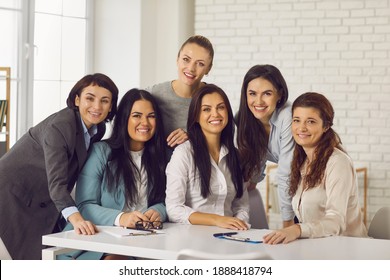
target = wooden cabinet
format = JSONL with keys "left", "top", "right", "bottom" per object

{"left": 0, "top": 67, "right": 10, "bottom": 157}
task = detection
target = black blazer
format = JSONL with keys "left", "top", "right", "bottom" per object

{"left": 0, "top": 108, "right": 105, "bottom": 259}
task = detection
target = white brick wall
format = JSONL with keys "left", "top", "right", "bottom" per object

{"left": 195, "top": 0, "right": 390, "bottom": 227}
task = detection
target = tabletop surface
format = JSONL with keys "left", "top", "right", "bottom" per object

{"left": 42, "top": 223, "right": 390, "bottom": 260}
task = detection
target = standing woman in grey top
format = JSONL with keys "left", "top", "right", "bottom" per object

{"left": 146, "top": 35, "right": 214, "bottom": 149}
{"left": 236, "top": 65, "right": 295, "bottom": 228}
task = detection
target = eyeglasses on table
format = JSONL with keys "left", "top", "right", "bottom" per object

{"left": 135, "top": 221, "right": 163, "bottom": 230}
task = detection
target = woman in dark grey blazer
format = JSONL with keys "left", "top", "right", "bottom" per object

{"left": 0, "top": 73, "right": 118, "bottom": 259}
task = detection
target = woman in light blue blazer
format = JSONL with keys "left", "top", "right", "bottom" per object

{"left": 59, "top": 88, "right": 168, "bottom": 260}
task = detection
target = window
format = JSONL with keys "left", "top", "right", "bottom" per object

{"left": 0, "top": 0, "right": 92, "bottom": 144}
{"left": 0, "top": 0, "right": 23, "bottom": 146}
{"left": 33, "top": 0, "right": 89, "bottom": 124}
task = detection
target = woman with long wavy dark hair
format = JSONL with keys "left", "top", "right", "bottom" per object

{"left": 263, "top": 92, "right": 367, "bottom": 244}
{"left": 236, "top": 64, "right": 295, "bottom": 228}
{"left": 60, "top": 89, "right": 168, "bottom": 259}
{"left": 166, "top": 84, "right": 249, "bottom": 230}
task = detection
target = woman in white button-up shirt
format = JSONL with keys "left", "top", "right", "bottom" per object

{"left": 166, "top": 84, "right": 249, "bottom": 230}
{"left": 263, "top": 92, "right": 367, "bottom": 244}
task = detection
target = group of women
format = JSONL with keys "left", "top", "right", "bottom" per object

{"left": 0, "top": 35, "right": 367, "bottom": 260}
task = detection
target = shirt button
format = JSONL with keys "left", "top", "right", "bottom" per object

{"left": 39, "top": 202, "right": 47, "bottom": 208}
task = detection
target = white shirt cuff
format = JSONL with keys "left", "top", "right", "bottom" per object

{"left": 115, "top": 212, "right": 124, "bottom": 226}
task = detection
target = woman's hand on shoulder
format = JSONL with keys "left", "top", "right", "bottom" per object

{"left": 167, "top": 128, "right": 188, "bottom": 147}
{"left": 68, "top": 212, "right": 97, "bottom": 235}
{"left": 262, "top": 224, "right": 301, "bottom": 245}
{"left": 215, "top": 216, "right": 249, "bottom": 231}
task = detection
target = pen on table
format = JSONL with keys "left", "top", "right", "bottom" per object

{"left": 222, "top": 235, "right": 250, "bottom": 242}
{"left": 123, "top": 226, "right": 157, "bottom": 233}
{"left": 213, "top": 232, "right": 263, "bottom": 244}
{"left": 221, "top": 235, "right": 262, "bottom": 243}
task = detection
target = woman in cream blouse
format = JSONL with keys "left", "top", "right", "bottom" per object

{"left": 166, "top": 84, "right": 249, "bottom": 230}
{"left": 263, "top": 92, "right": 367, "bottom": 244}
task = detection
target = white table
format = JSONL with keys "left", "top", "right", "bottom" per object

{"left": 42, "top": 223, "right": 390, "bottom": 260}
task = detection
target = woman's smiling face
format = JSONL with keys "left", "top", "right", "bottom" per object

{"left": 292, "top": 106, "right": 327, "bottom": 151}
{"left": 127, "top": 99, "right": 156, "bottom": 151}
{"left": 75, "top": 85, "right": 112, "bottom": 129}
{"left": 198, "top": 92, "right": 228, "bottom": 137}
{"left": 246, "top": 77, "right": 280, "bottom": 125}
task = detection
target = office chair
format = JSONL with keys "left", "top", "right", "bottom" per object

{"left": 176, "top": 249, "right": 272, "bottom": 260}
{"left": 248, "top": 188, "right": 269, "bottom": 229}
{"left": 368, "top": 206, "right": 390, "bottom": 239}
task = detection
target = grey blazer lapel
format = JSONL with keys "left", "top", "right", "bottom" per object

{"left": 74, "top": 112, "right": 87, "bottom": 171}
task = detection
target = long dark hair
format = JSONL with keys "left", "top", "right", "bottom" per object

{"left": 104, "top": 89, "right": 167, "bottom": 207}
{"left": 187, "top": 84, "right": 243, "bottom": 199}
{"left": 289, "top": 92, "right": 345, "bottom": 196}
{"left": 236, "top": 64, "right": 289, "bottom": 180}
{"left": 66, "top": 73, "right": 119, "bottom": 122}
